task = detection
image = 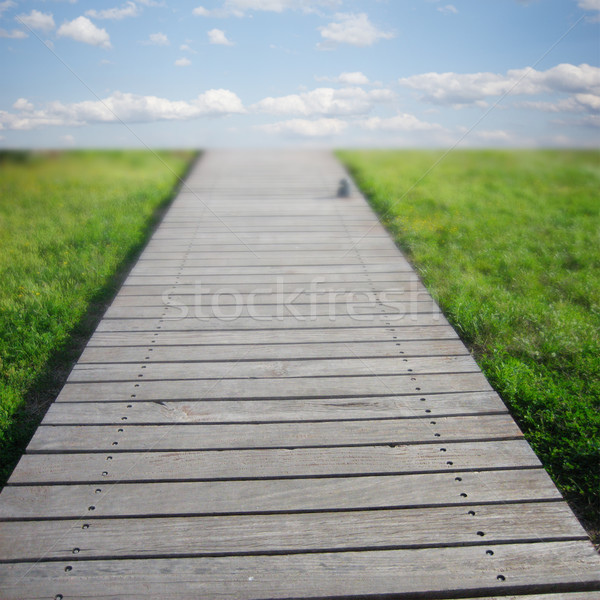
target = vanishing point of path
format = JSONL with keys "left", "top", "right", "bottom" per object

{"left": 1, "top": 150, "right": 599, "bottom": 598}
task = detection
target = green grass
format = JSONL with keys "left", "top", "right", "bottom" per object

{"left": 337, "top": 149, "right": 600, "bottom": 538}
{"left": 0, "top": 149, "right": 196, "bottom": 483}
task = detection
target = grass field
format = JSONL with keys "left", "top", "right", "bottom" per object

{"left": 0, "top": 150, "right": 196, "bottom": 484}
{"left": 338, "top": 149, "right": 600, "bottom": 538}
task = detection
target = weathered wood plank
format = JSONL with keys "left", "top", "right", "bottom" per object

{"left": 56, "top": 372, "right": 493, "bottom": 402}
{"left": 87, "top": 324, "right": 457, "bottom": 346}
{"left": 123, "top": 257, "right": 412, "bottom": 268}
{"left": 122, "top": 276, "right": 426, "bottom": 289}
{"left": 139, "top": 245, "right": 402, "bottom": 258}
{"left": 127, "top": 263, "right": 412, "bottom": 274}
{"left": 78, "top": 338, "right": 467, "bottom": 363}
{"left": 129, "top": 266, "right": 414, "bottom": 278}
{"left": 112, "top": 289, "right": 431, "bottom": 304}
{"left": 0, "top": 503, "right": 586, "bottom": 562}
{"left": 8, "top": 440, "right": 540, "bottom": 484}
{"left": 1, "top": 541, "right": 598, "bottom": 600}
{"left": 27, "top": 414, "right": 522, "bottom": 452}
{"left": 42, "top": 392, "right": 507, "bottom": 425}
{"left": 93, "top": 313, "right": 446, "bottom": 332}
{"left": 68, "top": 355, "right": 480, "bottom": 383}
{"left": 102, "top": 301, "right": 440, "bottom": 320}
{"left": 0, "top": 469, "right": 565, "bottom": 519}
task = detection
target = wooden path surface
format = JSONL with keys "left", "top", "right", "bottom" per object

{"left": 1, "top": 150, "right": 598, "bottom": 599}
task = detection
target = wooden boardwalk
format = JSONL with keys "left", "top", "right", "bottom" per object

{"left": 1, "top": 150, "right": 598, "bottom": 599}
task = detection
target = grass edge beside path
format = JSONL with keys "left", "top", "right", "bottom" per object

{"left": 0, "top": 149, "right": 199, "bottom": 486}
{"left": 337, "top": 149, "right": 600, "bottom": 542}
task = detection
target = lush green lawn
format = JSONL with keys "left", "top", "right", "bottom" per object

{"left": 0, "top": 150, "right": 195, "bottom": 483}
{"left": 338, "top": 149, "right": 600, "bottom": 537}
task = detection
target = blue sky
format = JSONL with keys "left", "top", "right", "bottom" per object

{"left": 0, "top": 0, "right": 599, "bottom": 148}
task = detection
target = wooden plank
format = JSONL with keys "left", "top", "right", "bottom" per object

{"left": 93, "top": 313, "right": 446, "bottom": 332}
{"left": 139, "top": 244, "right": 402, "bottom": 257}
{"left": 78, "top": 338, "right": 467, "bottom": 363}
{"left": 1, "top": 541, "right": 598, "bottom": 600}
{"left": 119, "top": 283, "right": 427, "bottom": 298}
{"left": 130, "top": 262, "right": 411, "bottom": 274}
{"left": 122, "top": 276, "right": 425, "bottom": 289}
{"left": 8, "top": 440, "right": 540, "bottom": 484}
{"left": 87, "top": 325, "right": 459, "bottom": 347}
{"left": 0, "top": 469, "right": 565, "bottom": 519}
{"left": 67, "top": 355, "right": 480, "bottom": 383}
{"left": 0, "top": 503, "right": 586, "bottom": 562}
{"left": 127, "top": 269, "right": 419, "bottom": 281}
{"left": 121, "top": 256, "right": 420, "bottom": 268}
{"left": 27, "top": 414, "right": 522, "bottom": 453}
{"left": 102, "top": 301, "right": 441, "bottom": 320}
{"left": 55, "top": 372, "right": 493, "bottom": 402}
{"left": 112, "top": 289, "right": 431, "bottom": 304}
{"left": 475, "top": 595, "right": 600, "bottom": 600}
{"left": 42, "top": 392, "right": 507, "bottom": 425}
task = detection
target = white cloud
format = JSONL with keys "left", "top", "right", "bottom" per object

{"left": 0, "top": 1, "right": 15, "bottom": 15}
{"left": 180, "top": 43, "right": 197, "bottom": 53}
{"left": 316, "top": 72, "right": 373, "bottom": 85}
{"left": 208, "top": 28, "right": 234, "bottom": 45}
{"left": 143, "top": 32, "right": 169, "bottom": 45}
{"left": 0, "top": 90, "right": 245, "bottom": 131}
{"left": 0, "top": 27, "right": 27, "bottom": 38}
{"left": 519, "top": 93, "right": 600, "bottom": 114}
{"left": 16, "top": 10, "right": 55, "bottom": 32}
{"left": 360, "top": 113, "right": 443, "bottom": 132}
{"left": 194, "top": 0, "right": 340, "bottom": 16}
{"left": 226, "top": 0, "right": 293, "bottom": 11}
{"left": 85, "top": 2, "right": 139, "bottom": 20}
{"left": 13, "top": 98, "right": 34, "bottom": 111}
{"left": 338, "top": 71, "right": 369, "bottom": 85}
{"left": 228, "top": 0, "right": 340, "bottom": 12}
{"left": 257, "top": 117, "right": 348, "bottom": 137}
{"left": 193, "top": 5, "right": 244, "bottom": 17}
{"left": 437, "top": 4, "right": 458, "bottom": 14}
{"left": 174, "top": 57, "right": 191, "bottom": 66}
{"left": 578, "top": 0, "right": 600, "bottom": 10}
{"left": 399, "top": 63, "right": 600, "bottom": 106}
{"left": 62, "top": 134, "right": 76, "bottom": 145}
{"left": 252, "top": 87, "right": 393, "bottom": 116}
{"left": 319, "top": 13, "right": 394, "bottom": 47}
{"left": 57, "top": 16, "right": 111, "bottom": 49}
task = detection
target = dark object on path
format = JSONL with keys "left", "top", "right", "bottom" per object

{"left": 337, "top": 178, "right": 350, "bottom": 197}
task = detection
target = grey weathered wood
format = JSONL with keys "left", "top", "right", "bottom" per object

{"left": 9, "top": 440, "right": 540, "bottom": 484}
{"left": 102, "top": 301, "right": 440, "bottom": 320}
{"left": 78, "top": 338, "right": 467, "bottom": 363}
{"left": 56, "top": 372, "right": 493, "bottom": 402}
{"left": 121, "top": 279, "right": 428, "bottom": 293}
{"left": 0, "top": 503, "right": 586, "bottom": 562}
{"left": 122, "top": 256, "right": 415, "bottom": 268}
{"left": 27, "top": 414, "right": 522, "bottom": 452}
{"left": 112, "top": 289, "right": 431, "bottom": 304}
{"left": 42, "top": 392, "right": 507, "bottom": 425}
{"left": 129, "top": 266, "right": 414, "bottom": 278}
{"left": 68, "top": 355, "right": 480, "bottom": 383}
{"left": 87, "top": 324, "right": 457, "bottom": 346}
{"left": 1, "top": 542, "right": 599, "bottom": 600}
{"left": 0, "top": 469, "right": 563, "bottom": 520}
{"left": 125, "top": 262, "right": 412, "bottom": 274}
{"left": 94, "top": 312, "right": 446, "bottom": 332}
